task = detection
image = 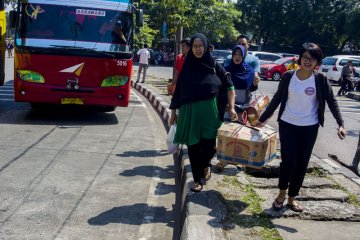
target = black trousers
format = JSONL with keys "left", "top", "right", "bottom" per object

{"left": 337, "top": 78, "right": 352, "bottom": 95}
{"left": 352, "top": 134, "right": 360, "bottom": 169}
{"left": 187, "top": 138, "right": 216, "bottom": 183}
{"left": 278, "top": 120, "right": 319, "bottom": 197}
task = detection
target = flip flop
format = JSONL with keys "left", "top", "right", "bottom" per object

{"left": 216, "top": 162, "right": 225, "bottom": 172}
{"left": 272, "top": 197, "right": 286, "bottom": 211}
{"left": 191, "top": 183, "right": 203, "bottom": 192}
{"left": 287, "top": 201, "right": 304, "bottom": 212}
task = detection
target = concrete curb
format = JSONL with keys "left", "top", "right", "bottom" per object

{"left": 131, "top": 80, "right": 360, "bottom": 240}
{"left": 347, "top": 91, "right": 360, "bottom": 101}
{"left": 131, "top": 81, "right": 171, "bottom": 126}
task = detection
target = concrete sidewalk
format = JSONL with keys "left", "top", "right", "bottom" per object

{"left": 131, "top": 73, "right": 360, "bottom": 240}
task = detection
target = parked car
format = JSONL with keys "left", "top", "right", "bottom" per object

{"left": 212, "top": 49, "right": 232, "bottom": 65}
{"left": 248, "top": 51, "right": 282, "bottom": 65}
{"left": 260, "top": 57, "right": 298, "bottom": 81}
{"left": 278, "top": 53, "right": 299, "bottom": 58}
{"left": 318, "top": 55, "right": 360, "bottom": 84}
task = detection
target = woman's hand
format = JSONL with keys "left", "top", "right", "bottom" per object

{"left": 252, "top": 119, "right": 264, "bottom": 127}
{"left": 228, "top": 107, "right": 238, "bottom": 121}
{"left": 253, "top": 73, "right": 260, "bottom": 86}
{"left": 337, "top": 126, "right": 346, "bottom": 140}
{"left": 170, "top": 110, "right": 177, "bottom": 125}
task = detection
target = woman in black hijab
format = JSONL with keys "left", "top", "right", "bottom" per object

{"left": 169, "top": 33, "right": 237, "bottom": 192}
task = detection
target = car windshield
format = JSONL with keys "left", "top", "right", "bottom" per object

{"left": 273, "top": 58, "right": 291, "bottom": 65}
{"left": 322, "top": 57, "right": 337, "bottom": 65}
{"left": 212, "top": 50, "right": 232, "bottom": 58}
{"left": 16, "top": 3, "right": 132, "bottom": 53}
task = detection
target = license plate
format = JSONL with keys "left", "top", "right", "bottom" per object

{"left": 61, "top": 98, "right": 84, "bottom": 105}
{"left": 322, "top": 69, "right": 328, "bottom": 72}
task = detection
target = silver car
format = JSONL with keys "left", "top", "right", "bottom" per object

{"left": 318, "top": 55, "right": 360, "bottom": 84}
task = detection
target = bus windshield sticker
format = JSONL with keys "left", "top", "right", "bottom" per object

{"left": 25, "top": 4, "right": 46, "bottom": 20}
{"left": 76, "top": 9, "right": 106, "bottom": 17}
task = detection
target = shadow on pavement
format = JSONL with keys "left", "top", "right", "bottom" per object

{"left": 116, "top": 149, "right": 168, "bottom": 158}
{"left": 87, "top": 203, "right": 174, "bottom": 227}
{"left": 272, "top": 223, "right": 298, "bottom": 233}
{"left": 119, "top": 165, "right": 175, "bottom": 179}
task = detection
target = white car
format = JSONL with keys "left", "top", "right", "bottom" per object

{"left": 318, "top": 55, "right": 360, "bottom": 84}
{"left": 212, "top": 49, "right": 232, "bottom": 65}
{"left": 248, "top": 51, "right": 282, "bottom": 65}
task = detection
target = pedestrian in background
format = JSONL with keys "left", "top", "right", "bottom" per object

{"left": 7, "top": 40, "right": 13, "bottom": 58}
{"left": 136, "top": 43, "right": 150, "bottom": 83}
{"left": 352, "top": 133, "right": 360, "bottom": 176}
{"left": 171, "top": 38, "right": 191, "bottom": 95}
{"left": 209, "top": 43, "right": 214, "bottom": 54}
{"left": 253, "top": 42, "right": 345, "bottom": 212}
{"left": 169, "top": 33, "right": 237, "bottom": 192}
{"left": 337, "top": 60, "right": 354, "bottom": 96}
{"left": 287, "top": 57, "right": 299, "bottom": 70}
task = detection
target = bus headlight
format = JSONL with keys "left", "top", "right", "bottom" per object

{"left": 17, "top": 70, "right": 45, "bottom": 83}
{"left": 101, "top": 75, "right": 129, "bottom": 87}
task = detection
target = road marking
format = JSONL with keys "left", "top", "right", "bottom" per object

{"left": 137, "top": 148, "right": 166, "bottom": 239}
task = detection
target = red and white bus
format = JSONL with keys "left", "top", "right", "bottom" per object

{"left": 10, "top": 0, "right": 142, "bottom": 110}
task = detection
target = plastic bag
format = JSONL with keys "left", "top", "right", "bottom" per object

{"left": 166, "top": 124, "right": 179, "bottom": 154}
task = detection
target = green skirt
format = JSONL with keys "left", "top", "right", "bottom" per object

{"left": 174, "top": 98, "right": 222, "bottom": 146}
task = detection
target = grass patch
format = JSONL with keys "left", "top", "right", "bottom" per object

{"left": 307, "top": 167, "right": 328, "bottom": 177}
{"left": 348, "top": 193, "right": 360, "bottom": 208}
{"left": 221, "top": 175, "right": 283, "bottom": 240}
{"left": 330, "top": 179, "right": 360, "bottom": 207}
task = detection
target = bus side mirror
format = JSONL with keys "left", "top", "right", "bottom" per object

{"left": 9, "top": 10, "right": 17, "bottom": 29}
{"left": 136, "top": 9, "right": 143, "bottom": 27}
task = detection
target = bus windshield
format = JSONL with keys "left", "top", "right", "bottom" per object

{"left": 17, "top": 3, "right": 133, "bottom": 53}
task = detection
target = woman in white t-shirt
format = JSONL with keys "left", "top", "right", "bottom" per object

{"left": 254, "top": 43, "right": 345, "bottom": 212}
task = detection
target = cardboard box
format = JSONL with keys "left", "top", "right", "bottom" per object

{"left": 217, "top": 122, "right": 277, "bottom": 169}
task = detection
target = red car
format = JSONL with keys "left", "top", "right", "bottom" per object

{"left": 260, "top": 57, "right": 299, "bottom": 81}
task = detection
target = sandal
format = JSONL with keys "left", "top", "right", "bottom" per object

{"left": 272, "top": 197, "right": 286, "bottom": 211}
{"left": 204, "top": 167, "right": 211, "bottom": 181}
{"left": 216, "top": 161, "right": 225, "bottom": 172}
{"left": 287, "top": 201, "right": 304, "bottom": 212}
{"left": 191, "top": 182, "right": 203, "bottom": 192}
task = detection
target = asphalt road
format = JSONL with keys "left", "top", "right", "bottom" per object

{"left": 144, "top": 64, "right": 360, "bottom": 167}
{"left": 0, "top": 59, "right": 175, "bottom": 240}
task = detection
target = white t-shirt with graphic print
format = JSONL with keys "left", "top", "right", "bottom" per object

{"left": 280, "top": 71, "right": 319, "bottom": 126}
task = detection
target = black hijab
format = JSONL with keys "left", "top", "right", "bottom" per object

{"left": 170, "top": 33, "right": 223, "bottom": 109}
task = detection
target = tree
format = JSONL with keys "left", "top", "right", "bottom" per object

{"left": 136, "top": 0, "right": 241, "bottom": 48}
{"left": 133, "top": 15, "right": 159, "bottom": 50}
{"left": 184, "top": 0, "right": 241, "bottom": 47}
{"left": 235, "top": 0, "right": 360, "bottom": 54}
